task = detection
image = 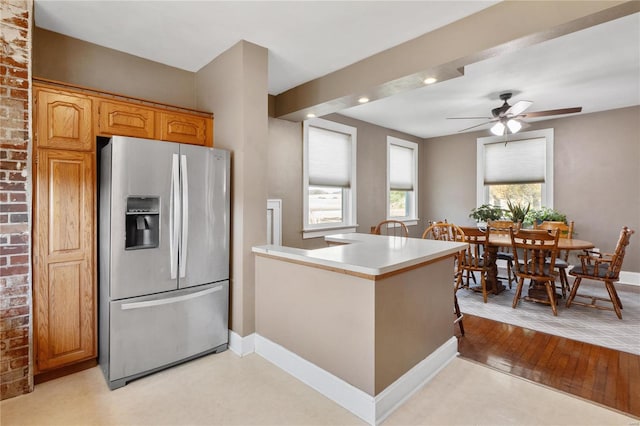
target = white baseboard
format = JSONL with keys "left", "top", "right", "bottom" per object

{"left": 619, "top": 271, "right": 640, "bottom": 286}
{"left": 228, "top": 330, "right": 255, "bottom": 356}
{"left": 254, "top": 334, "right": 458, "bottom": 425}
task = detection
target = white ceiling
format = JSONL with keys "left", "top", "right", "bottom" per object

{"left": 340, "top": 12, "right": 640, "bottom": 138}
{"left": 34, "top": 1, "right": 640, "bottom": 139}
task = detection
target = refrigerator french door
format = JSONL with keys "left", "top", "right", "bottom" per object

{"left": 99, "top": 136, "right": 230, "bottom": 390}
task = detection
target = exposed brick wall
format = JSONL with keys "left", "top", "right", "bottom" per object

{"left": 0, "top": 0, "right": 33, "bottom": 400}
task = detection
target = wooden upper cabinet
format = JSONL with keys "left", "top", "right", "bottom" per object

{"left": 36, "top": 88, "right": 93, "bottom": 151}
{"left": 34, "top": 149, "right": 96, "bottom": 372}
{"left": 98, "top": 100, "right": 155, "bottom": 139}
{"left": 34, "top": 80, "right": 213, "bottom": 147}
{"left": 158, "top": 111, "right": 212, "bottom": 146}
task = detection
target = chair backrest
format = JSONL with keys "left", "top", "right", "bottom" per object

{"left": 422, "top": 221, "right": 464, "bottom": 242}
{"left": 423, "top": 222, "right": 466, "bottom": 277}
{"left": 535, "top": 220, "right": 574, "bottom": 239}
{"left": 535, "top": 220, "right": 574, "bottom": 261}
{"left": 373, "top": 220, "right": 409, "bottom": 237}
{"left": 488, "top": 220, "right": 521, "bottom": 235}
{"left": 606, "top": 226, "right": 635, "bottom": 279}
{"left": 509, "top": 229, "right": 560, "bottom": 279}
{"left": 458, "top": 226, "right": 490, "bottom": 269}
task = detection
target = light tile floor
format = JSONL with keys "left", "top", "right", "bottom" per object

{"left": 1, "top": 350, "right": 635, "bottom": 425}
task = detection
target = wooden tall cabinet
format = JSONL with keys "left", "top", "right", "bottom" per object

{"left": 32, "top": 80, "right": 214, "bottom": 380}
{"left": 34, "top": 149, "right": 95, "bottom": 371}
{"left": 33, "top": 86, "right": 96, "bottom": 374}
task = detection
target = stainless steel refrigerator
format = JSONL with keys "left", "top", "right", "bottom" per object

{"left": 99, "top": 136, "right": 230, "bottom": 390}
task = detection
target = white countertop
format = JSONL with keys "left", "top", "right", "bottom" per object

{"left": 252, "top": 233, "right": 467, "bottom": 276}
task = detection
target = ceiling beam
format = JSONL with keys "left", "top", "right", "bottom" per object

{"left": 273, "top": 1, "right": 640, "bottom": 122}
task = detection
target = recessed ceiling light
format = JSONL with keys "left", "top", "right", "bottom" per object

{"left": 423, "top": 77, "right": 438, "bottom": 85}
{"left": 358, "top": 97, "right": 370, "bottom": 104}
{"left": 306, "top": 113, "right": 316, "bottom": 118}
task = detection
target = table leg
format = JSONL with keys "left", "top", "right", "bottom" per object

{"left": 486, "top": 245, "right": 505, "bottom": 294}
{"left": 527, "top": 281, "right": 560, "bottom": 303}
{"left": 470, "top": 245, "right": 505, "bottom": 295}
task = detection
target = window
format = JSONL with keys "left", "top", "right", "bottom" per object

{"left": 477, "top": 129, "right": 554, "bottom": 210}
{"left": 303, "top": 118, "right": 357, "bottom": 238}
{"left": 387, "top": 137, "right": 418, "bottom": 224}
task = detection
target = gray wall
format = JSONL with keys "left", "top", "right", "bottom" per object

{"left": 422, "top": 106, "right": 640, "bottom": 272}
{"left": 195, "top": 41, "right": 269, "bottom": 336}
{"left": 269, "top": 106, "right": 639, "bottom": 273}
{"left": 33, "top": 28, "right": 197, "bottom": 109}
{"left": 267, "top": 113, "right": 423, "bottom": 250}
{"left": 324, "top": 113, "right": 423, "bottom": 239}
{"left": 267, "top": 117, "right": 306, "bottom": 246}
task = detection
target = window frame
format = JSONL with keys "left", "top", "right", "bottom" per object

{"left": 303, "top": 118, "right": 357, "bottom": 239}
{"left": 386, "top": 136, "right": 419, "bottom": 226}
{"left": 476, "top": 128, "right": 554, "bottom": 209}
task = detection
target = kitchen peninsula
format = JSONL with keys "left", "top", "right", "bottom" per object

{"left": 252, "top": 233, "right": 467, "bottom": 425}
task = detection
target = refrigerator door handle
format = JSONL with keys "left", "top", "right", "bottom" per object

{"left": 170, "top": 153, "right": 180, "bottom": 280}
{"left": 179, "top": 154, "right": 189, "bottom": 279}
{"left": 120, "top": 284, "right": 224, "bottom": 310}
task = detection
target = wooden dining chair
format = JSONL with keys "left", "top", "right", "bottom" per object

{"left": 422, "top": 221, "right": 466, "bottom": 335}
{"left": 422, "top": 221, "right": 464, "bottom": 241}
{"left": 456, "top": 226, "right": 492, "bottom": 303}
{"left": 373, "top": 220, "right": 409, "bottom": 237}
{"left": 488, "top": 220, "right": 521, "bottom": 289}
{"left": 426, "top": 219, "right": 478, "bottom": 288}
{"left": 510, "top": 228, "right": 561, "bottom": 316}
{"left": 534, "top": 220, "right": 575, "bottom": 298}
{"left": 566, "top": 226, "right": 634, "bottom": 319}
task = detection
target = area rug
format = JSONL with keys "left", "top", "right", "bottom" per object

{"left": 456, "top": 272, "right": 640, "bottom": 355}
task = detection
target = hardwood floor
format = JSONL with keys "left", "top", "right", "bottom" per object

{"left": 456, "top": 314, "right": 640, "bottom": 418}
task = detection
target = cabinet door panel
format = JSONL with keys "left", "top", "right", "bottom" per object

{"left": 158, "top": 111, "right": 211, "bottom": 146}
{"left": 48, "top": 262, "right": 82, "bottom": 356}
{"left": 49, "top": 158, "right": 84, "bottom": 254}
{"left": 36, "top": 89, "right": 93, "bottom": 151}
{"left": 98, "top": 100, "right": 155, "bottom": 139}
{"left": 35, "top": 149, "right": 95, "bottom": 372}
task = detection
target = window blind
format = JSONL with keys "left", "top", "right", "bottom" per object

{"left": 389, "top": 143, "right": 414, "bottom": 190}
{"left": 484, "top": 137, "right": 546, "bottom": 185}
{"left": 308, "top": 126, "right": 352, "bottom": 187}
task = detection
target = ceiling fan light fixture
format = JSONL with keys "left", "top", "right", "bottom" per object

{"left": 490, "top": 121, "right": 505, "bottom": 136}
{"left": 450, "top": 92, "right": 582, "bottom": 135}
{"left": 506, "top": 119, "right": 522, "bottom": 134}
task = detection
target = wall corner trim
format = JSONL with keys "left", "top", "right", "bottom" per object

{"left": 228, "top": 330, "right": 255, "bottom": 356}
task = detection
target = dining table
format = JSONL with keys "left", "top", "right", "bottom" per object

{"left": 481, "top": 234, "right": 595, "bottom": 296}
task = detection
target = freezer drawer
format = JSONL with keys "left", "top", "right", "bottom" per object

{"left": 108, "top": 281, "right": 228, "bottom": 385}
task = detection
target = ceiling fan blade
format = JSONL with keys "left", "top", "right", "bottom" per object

{"left": 522, "top": 107, "right": 582, "bottom": 118}
{"left": 505, "top": 100, "right": 533, "bottom": 117}
{"left": 446, "top": 116, "right": 492, "bottom": 120}
{"left": 457, "top": 121, "right": 494, "bottom": 132}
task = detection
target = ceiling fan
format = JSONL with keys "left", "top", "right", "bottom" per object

{"left": 448, "top": 92, "right": 582, "bottom": 136}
